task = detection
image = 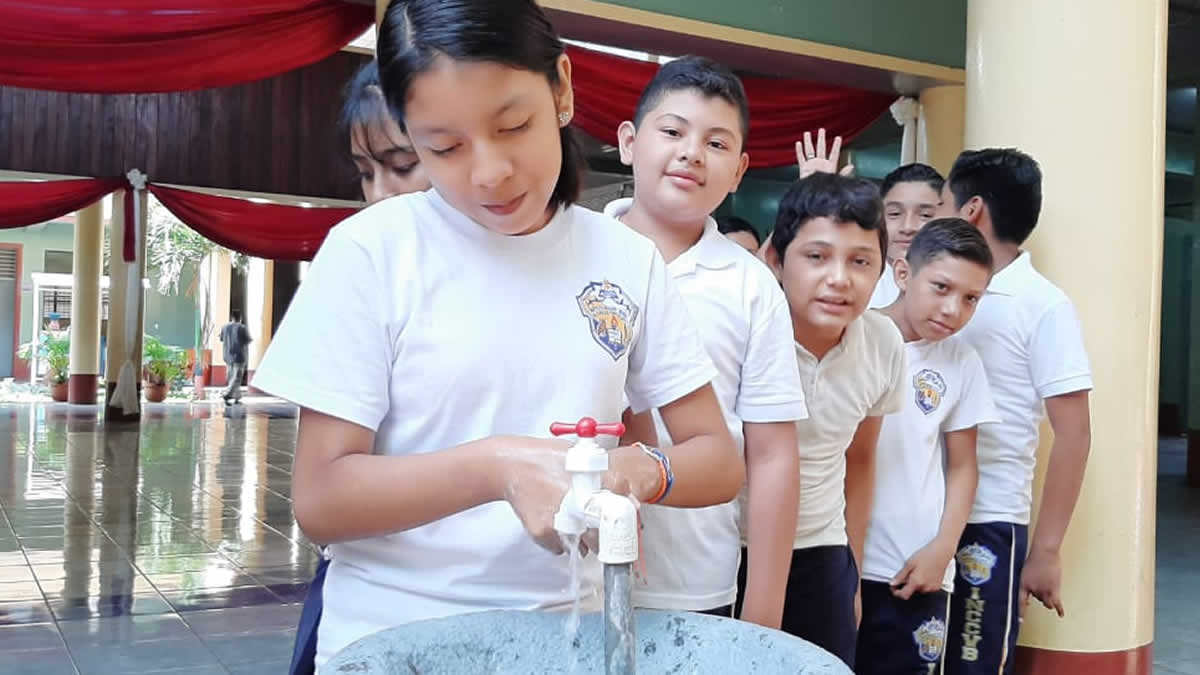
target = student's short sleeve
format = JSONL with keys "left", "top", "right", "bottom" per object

{"left": 624, "top": 250, "right": 717, "bottom": 414}
{"left": 868, "top": 327, "right": 906, "bottom": 417}
{"left": 251, "top": 226, "right": 394, "bottom": 431}
{"left": 1030, "top": 301, "right": 1093, "bottom": 399}
{"left": 736, "top": 279, "right": 808, "bottom": 423}
{"left": 945, "top": 347, "right": 1001, "bottom": 432}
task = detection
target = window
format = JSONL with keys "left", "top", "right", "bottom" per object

{"left": 43, "top": 250, "right": 72, "bottom": 274}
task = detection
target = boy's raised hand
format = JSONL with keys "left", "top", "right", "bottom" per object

{"left": 796, "top": 128, "right": 855, "bottom": 179}
{"left": 890, "top": 540, "right": 954, "bottom": 600}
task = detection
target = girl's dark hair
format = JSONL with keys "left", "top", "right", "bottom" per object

{"left": 340, "top": 60, "right": 403, "bottom": 163}
{"left": 377, "top": 0, "right": 583, "bottom": 209}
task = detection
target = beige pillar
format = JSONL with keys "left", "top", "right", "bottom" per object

{"left": 917, "top": 85, "right": 965, "bottom": 177}
{"left": 104, "top": 189, "right": 148, "bottom": 422}
{"left": 245, "top": 257, "right": 274, "bottom": 372}
{"left": 376, "top": 0, "right": 387, "bottom": 28}
{"left": 68, "top": 200, "right": 104, "bottom": 404}
{"left": 964, "top": 0, "right": 1165, "bottom": 672}
{"left": 203, "top": 250, "right": 233, "bottom": 379}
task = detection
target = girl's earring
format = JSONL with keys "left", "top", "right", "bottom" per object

{"left": 558, "top": 111, "right": 572, "bottom": 127}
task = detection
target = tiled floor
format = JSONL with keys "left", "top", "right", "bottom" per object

{"left": 0, "top": 402, "right": 316, "bottom": 674}
{"left": 1154, "top": 439, "right": 1200, "bottom": 675}
{"left": 0, "top": 402, "right": 1195, "bottom": 674}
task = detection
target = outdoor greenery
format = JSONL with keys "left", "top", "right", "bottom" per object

{"left": 142, "top": 334, "right": 186, "bottom": 386}
{"left": 17, "top": 333, "right": 70, "bottom": 385}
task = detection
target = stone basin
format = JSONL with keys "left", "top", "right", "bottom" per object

{"left": 324, "top": 608, "right": 853, "bottom": 674}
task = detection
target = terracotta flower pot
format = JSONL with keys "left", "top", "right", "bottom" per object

{"left": 50, "top": 380, "right": 69, "bottom": 402}
{"left": 144, "top": 381, "right": 169, "bottom": 403}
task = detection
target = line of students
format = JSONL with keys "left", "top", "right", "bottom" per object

{"left": 260, "top": 2, "right": 1093, "bottom": 674}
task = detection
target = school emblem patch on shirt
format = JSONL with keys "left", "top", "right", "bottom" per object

{"left": 956, "top": 542, "right": 998, "bottom": 586}
{"left": 913, "top": 369, "right": 947, "bottom": 415}
{"left": 577, "top": 280, "right": 639, "bottom": 360}
{"left": 913, "top": 617, "right": 947, "bottom": 663}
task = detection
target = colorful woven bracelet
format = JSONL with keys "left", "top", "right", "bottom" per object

{"left": 635, "top": 442, "right": 674, "bottom": 504}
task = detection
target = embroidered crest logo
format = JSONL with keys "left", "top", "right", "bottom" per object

{"left": 913, "top": 369, "right": 947, "bottom": 415}
{"left": 576, "top": 280, "right": 639, "bottom": 360}
{"left": 956, "top": 542, "right": 998, "bottom": 586}
{"left": 913, "top": 617, "right": 947, "bottom": 663}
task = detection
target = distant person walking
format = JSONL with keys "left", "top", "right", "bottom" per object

{"left": 219, "top": 313, "right": 252, "bottom": 405}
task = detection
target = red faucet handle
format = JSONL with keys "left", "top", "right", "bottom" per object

{"left": 550, "top": 417, "right": 626, "bottom": 439}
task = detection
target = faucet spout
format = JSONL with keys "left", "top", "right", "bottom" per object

{"left": 549, "top": 418, "right": 638, "bottom": 675}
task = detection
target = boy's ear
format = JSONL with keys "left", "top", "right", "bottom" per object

{"left": 961, "top": 195, "right": 986, "bottom": 226}
{"left": 616, "top": 121, "right": 637, "bottom": 167}
{"left": 763, "top": 237, "right": 784, "bottom": 282}
{"left": 729, "top": 152, "right": 750, "bottom": 194}
{"left": 893, "top": 258, "right": 912, "bottom": 293}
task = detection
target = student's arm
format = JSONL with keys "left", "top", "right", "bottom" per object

{"left": 293, "top": 408, "right": 582, "bottom": 553}
{"left": 739, "top": 421, "right": 799, "bottom": 629}
{"left": 622, "top": 248, "right": 741, "bottom": 506}
{"left": 620, "top": 408, "right": 658, "bottom": 448}
{"left": 611, "top": 385, "right": 742, "bottom": 507}
{"left": 1021, "top": 301, "right": 1093, "bottom": 618}
{"left": 1021, "top": 390, "right": 1091, "bottom": 618}
{"left": 892, "top": 427, "right": 978, "bottom": 599}
{"left": 844, "top": 415, "right": 882, "bottom": 574}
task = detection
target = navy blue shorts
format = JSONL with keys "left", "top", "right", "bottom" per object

{"left": 288, "top": 556, "right": 329, "bottom": 675}
{"left": 856, "top": 580, "right": 950, "bottom": 675}
{"left": 945, "top": 522, "right": 1028, "bottom": 675}
{"left": 736, "top": 545, "right": 858, "bottom": 669}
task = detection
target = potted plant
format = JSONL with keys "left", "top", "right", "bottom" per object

{"left": 18, "top": 333, "right": 71, "bottom": 402}
{"left": 143, "top": 335, "right": 185, "bottom": 403}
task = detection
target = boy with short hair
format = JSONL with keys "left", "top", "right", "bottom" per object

{"left": 935, "top": 149, "right": 1093, "bottom": 675}
{"left": 605, "top": 55, "right": 808, "bottom": 628}
{"left": 856, "top": 218, "right": 1000, "bottom": 675}
{"left": 754, "top": 171, "right": 907, "bottom": 668}
{"left": 871, "top": 163, "right": 945, "bottom": 309}
{"left": 716, "top": 215, "right": 762, "bottom": 255}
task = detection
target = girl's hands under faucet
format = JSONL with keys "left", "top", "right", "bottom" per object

{"left": 497, "top": 436, "right": 574, "bottom": 555}
{"left": 497, "top": 437, "right": 650, "bottom": 557}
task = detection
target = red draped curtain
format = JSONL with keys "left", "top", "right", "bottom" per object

{"left": 566, "top": 46, "right": 895, "bottom": 169}
{"left": 0, "top": 177, "right": 125, "bottom": 228}
{"left": 0, "top": 177, "right": 352, "bottom": 261}
{"left": 0, "top": 0, "right": 372, "bottom": 93}
{"left": 148, "top": 185, "right": 355, "bottom": 261}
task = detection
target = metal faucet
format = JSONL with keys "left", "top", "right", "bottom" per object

{"left": 550, "top": 418, "right": 639, "bottom": 675}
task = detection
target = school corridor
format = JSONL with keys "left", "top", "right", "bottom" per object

{"left": 0, "top": 401, "right": 1192, "bottom": 674}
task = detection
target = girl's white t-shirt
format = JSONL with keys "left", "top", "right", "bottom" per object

{"left": 252, "top": 190, "right": 717, "bottom": 667}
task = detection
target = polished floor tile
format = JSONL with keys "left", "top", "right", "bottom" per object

{"left": 0, "top": 403, "right": 315, "bottom": 671}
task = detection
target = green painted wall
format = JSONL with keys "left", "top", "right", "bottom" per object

{"left": 718, "top": 140, "right": 905, "bottom": 237}
{"left": 1160, "top": 218, "right": 1191, "bottom": 431}
{"left": 598, "top": 0, "right": 967, "bottom": 68}
{"left": 0, "top": 221, "right": 76, "bottom": 344}
{"left": 0, "top": 221, "right": 196, "bottom": 352}
{"left": 144, "top": 264, "right": 197, "bottom": 351}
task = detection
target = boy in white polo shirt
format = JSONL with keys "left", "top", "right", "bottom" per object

{"left": 870, "top": 163, "right": 945, "bottom": 309}
{"left": 606, "top": 56, "right": 807, "bottom": 629}
{"left": 757, "top": 171, "right": 906, "bottom": 668}
{"left": 935, "top": 149, "right": 1093, "bottom": 675}
{"left": 857, "top": 218, "right": 999, "bottom": 675}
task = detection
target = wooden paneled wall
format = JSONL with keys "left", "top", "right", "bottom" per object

{"left": 0, "top": 51, "right": 371, "bottom": 201}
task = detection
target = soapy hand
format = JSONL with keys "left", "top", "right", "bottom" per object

{"left": 498, "top": 436, "right": 574, "bottom": 555}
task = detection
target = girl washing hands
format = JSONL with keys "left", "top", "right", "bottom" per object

{"left": 252, "top": 0, "right": 741, "bottom": 668}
